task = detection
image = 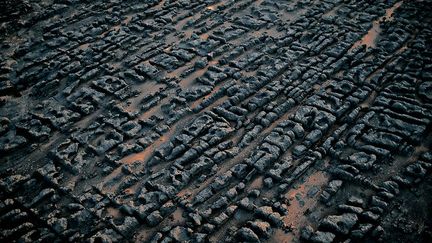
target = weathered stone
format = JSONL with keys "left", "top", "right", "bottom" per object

{"left": 236, "top": 227, "right": 260, "bottom": 242}
{"left": 321, "top": 213, "right": 358, "bottom": 235}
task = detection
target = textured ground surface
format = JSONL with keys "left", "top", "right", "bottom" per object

{"left": 1, "top": 0, "right": 432, "bottom": 242}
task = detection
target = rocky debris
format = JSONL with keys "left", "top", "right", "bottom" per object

{"left": 346, "top": 152, "right": 376, "bottom": 170}
{"left": 248, "top": 220, "right": 272, "bottom": 238}
{"left": 0, "top": 130, "right": 27, "bottom": 153}
{"left": 418, "top": 81, "right": 432, "bottom": 102}
{"left": 135, "top": 63, "right": 160, "bottom": 79}
{"left": 32, "top": 98, "right": 81, "bottom": 130}
{"left": 301, "top": 226, "right": 336, "bottom": 243}
{"left": 255, "top": 206, "right": 283, "bottom": 227}
{"left": 235, "top": 227, "right": 260, "bottom": 242}
{"left": 0, "top": 0, "right": 431, "bottom": 242}
{"left": 320, "top": 180, "right": 343, "bottom": 203}
{"left": 320, "top": 213, "right": 358, "bottom": 235}
{"left": 116, "top": 216, "right": 139, "bottom": 235}
{"left": 146, "top": 210, "right": 163, "bottom": 227}
{"left": 150, "top": 54, "right": 183, "bottom": 71}
{"left": 16, "top": 117, "right": 51, "bottom": 142}
{"left": 67, "top": 87, "right": 105, "bottom": 114}
{"left": 89, "top": 130, "right": 124, "bottom": 155}
{"left": 92, "top": 76, "right": 127, "bottom": 95}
